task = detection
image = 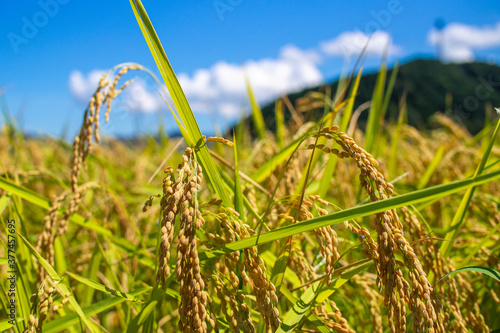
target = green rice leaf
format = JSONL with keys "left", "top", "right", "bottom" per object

{"left": 127, "top": 285, "right": 164, "bottom": 333}
{"left": 276, "top": 281, "right": 323, "bottom": 332}
{"left": 245, "top": 73, "right": 266, "bottom": 140}
{"left": 388, "top": 95, "right": 407, "bottom": 177}
{"left": 251, "top": 131, "right": 310, "bottom": 183}
{"left": 200, "top": 168, "right": 500, "bottom": 260}
{"left": 417, "top": 145, "right": 445, "bottom": 189}
{"left": 17, "top": 232, "right": 59, "bottom": 282}
{"left": 44, "top": 287, "right": 150, "bottom": 333}
{"left": 233, "top": 132, "right": 244, "bottom": 219}
{"left": 279, "top": 286, "right": 331, "bottom": 333}
{"left": 364, "top": 57, "right": 387, "bottom": 153}
{"left": 380, "top": 60, "right": 399, "bottom": 123}
{"left": 460, "top": 221, "right": 500, "bottom": 267}
{"left": 0, "top": 192, "right": 11, "bottom": 214}
{"left": 436, "top": 266, "right": 500, "bottom": 284}
{"left": 54, "top": 237, "right": 68, "bottom": 276}
{"left": 441, "top": 116, "right": 500, "bottom": 257}
{"left": 261, "top": 250, "right": 302, "bottom": 290}
{"left": 0, "top": 319, "right": 14, "bottom": 331}
{"left": 269, "top": 238, "right": 293, "bottom": 292}
{"left": 81, "top": 241, "right": 103, "bottom": 307}
{"left": 66, "top": 272, "right": 145, "bottom": 303}
{"left": 275, "top": 98, "right": 285, "bottom": 149}
{"left": 339, "top": 66, "right": 363, "bottom": 134}
{"left": 130, "top": 0, "right": 231, "bottom": 207}
{"left": 318, "top": 66, "right": 363, "bottom": 197}
{"left": 276, "top": 261, "right": 371, "bottom": 333}
{"left": 0, "top": 176, "right": 49, "bottom": 209}
{"left": 17, "top": 232, "right": 96, "bottom": 333}
{"left": 0, "top": 176, "right": 155, "bottom": 269}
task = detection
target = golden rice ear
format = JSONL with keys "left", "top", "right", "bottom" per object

{"left": 204, "top": 136, "right": 234, "bottom": 147}
{"left": 146, "top": 147, "right": 209, "bottom": 331}
{"left": 71, "top": 65, "right": 143, "bottom": 193}
{"left": 25, "top": 277, "right": 72, "bottom": 333}
{"left": 301, "top": 127, "right": 446, "bottom": 331}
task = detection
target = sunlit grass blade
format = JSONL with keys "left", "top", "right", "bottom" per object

{"left": 274, "top": 98, "right": 285, "bottom": 150}
{"left": 389, "top": 94, "right": 407, "bottom": 177}
{"left": 276, "top": 281, "right": 323, "bottom": 332}
{"left": 318, "top": 66, "right": 364, "bottom": 197}
{"left": 17, "top": 232, "right": 96, "bottom": 333}
{"left": 218, "top": 168, "right": 261, "bottom": 220}
{"left": 261, "top": 250, "right": 302, "bottom": 290}
{"left": 245, "top": 73, "right": 266, "bottom": 140}
{"left": 0, "top": 176, "right": 155, "bottom": 268}
{"left": 130, "top": 0, "right": 231, "bottom": 206}
{"left": 441, "top": 115, "right": 500, "bottom": 257}
{"left": 81, "top": 241, "right": 103, "bottom": 307}
{"left": 251, "top": 131, "right": 310, "bottom": 183}
{"left": 292, "top": 99, "right": 348, "bottom": 197}
{"left": 277, "top": 261, "right": 371, "bottom": 332}
{"left": 417, "top": 145, "right": 445, "bottom": 189}
{"left": 380, "top": 60, "right": 399, "bottom": 122}
{"left": 17, "top": 232, "right": 59, "bottom": 281}
{"left": 460, "top": 221, "right": 500, "bottom": 267}
{"left": 0, "top": 192, "right": 11, "bottom": 214}
{"left": 436, "top": 266, "right": 500, "bottom": 284}
{"left": 200, "top": 167, "right": 500, "bottom": 260}
{"left": 279, "top": 287, "right": 331, "bottom": 333}
{"left": 44, "top": 287, "right": 150, "bottom": 333}
{"left": 233, "top": 132, "right": 244, "bottom": 219}
{"left": 66, "top": 272, "right": 145, "bottom": 303}
{"left": 340, "top": 66, "right": 363, "bottom": 133}
{"left": 276, "top": 98, "right": 285, "bottom": 149}
{"left": 365, "top": 56, "right": 387, "bottom": 154}
{"left": 316, "top": 261, "right": 372, "bottom": 303}
{"left": 0, "top": 176, "right": 50, "bottom": 208}
{"left": 0, "top": 320, "right": 14, "bottom": 332}
{"left": 127, "top": 285, "right": 164, "bottom": 333}
{"left": 53, "top": 237, "right": 67, "bottom": 275}
{"left": 269, "top": 238, "right": 293, "bottom": 292}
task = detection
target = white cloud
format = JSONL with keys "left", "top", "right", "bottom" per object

{"left": 69, "top": 70, "right": 162, "bottom": 113}
{"left": 428, "top": 22, "right": 500, "bottom": 62}
{"left": 178, "top": 44, "right": 323, "bottom": 119}
{"left": 69, "top": 31, "right": 400, "bottom": 121}
{"left": 122, "top": 79, "right": 162, "bottom": 114}
{"left": 69, "top": 69, "right": 106, "bottom": 103}
{"left": 320, "top": 30, "right": 401, "bottom": 59}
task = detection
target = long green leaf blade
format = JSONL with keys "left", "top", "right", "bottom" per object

{"left": 245, "top": 74, "right": 266, "bottom": 140}
{"left": 436, "top": 266, "right": 500, "bottom": 284}
{"left": 130, "top": 0, "right": 231, "bottom": 206}
{"left": 200, "top": 168, "right": 500, "bottom": 260}
{"left": 44, "top": 287, "right": 150, "bottom": 333}
{"left": 441, "top": 116, "right": 500, "bottom": 257}
{"left": 365, "top": 57, "right": 387, "bottom": 153}
{"left": 17, "top": 233, "right": 96, "bottom": 333}
{"left": 66, "top": 272, "right": 144, "bottom": 303}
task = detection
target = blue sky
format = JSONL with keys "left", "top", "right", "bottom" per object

{"left": 1, "top": 0, "right": 500, "bottom": 139}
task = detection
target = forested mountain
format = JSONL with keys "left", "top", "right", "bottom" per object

{"left": 258, "top": 59, "right": 500, "bottom": 134}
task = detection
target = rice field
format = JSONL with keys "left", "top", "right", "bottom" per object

{"left": 1, "top": 1, "right": 500, "bottom": 332}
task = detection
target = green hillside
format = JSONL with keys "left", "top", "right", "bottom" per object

{"left": 259, "top": 59, "right": 500, "bottom": 134}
